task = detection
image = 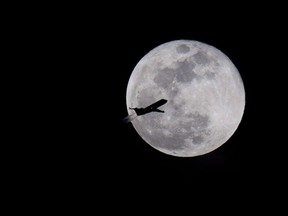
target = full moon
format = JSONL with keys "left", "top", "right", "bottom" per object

{"left": 126, "top": 40, "right": 245, "bottom": 157}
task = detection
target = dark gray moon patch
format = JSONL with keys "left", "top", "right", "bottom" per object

{"left": 189, "top": 112, "right": 210, "bottom": 130}
{"left": 205, "top": 70, "right": 216, "bottom": 79}
{"left": 174, "top": 121, "right": 193, "bottom": 140}
{"left": 153, "top": 68, "right": 175, "bottom": 89}
{"left": 188, "top": 112, "right": 211, "bottom": 145}
{"left": 191, "top": 134, "right": 204, "bottom": 145}
{"left": 154, "top": 60, "right": 197, "bottom": 88}
{"left": 193, "top": 51, "right": 211, "bottom": 65}
{"left": 175, "top": 60, "right": 197, "bottom": 83}
{"left": 176, "top": 44, "right": 190, "bottom": 53}
{"left": 145, "top": 131, "right": 187, "bottom": 151}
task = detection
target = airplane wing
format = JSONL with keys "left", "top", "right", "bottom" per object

{"left": 145, "top": 99, "right": 167, "bottom": 109}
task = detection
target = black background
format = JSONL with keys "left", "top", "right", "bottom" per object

{"left": 72, "top": 7, "right": 285, "bottom": 175}
{"left": 9, "top": 2, "right": 287, "bottom": 213}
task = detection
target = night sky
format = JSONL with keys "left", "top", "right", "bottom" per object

{"left": 52, "top": 15, "right": 282, "bottom": 200}
{"left": 17, "top": 3, "right": 286, "bottom": 211}
{"left": 54, "top": 6, "right": 284, "bottom": 183}
{"left": 92, "top": 15, "right": 280, "bottom": 176}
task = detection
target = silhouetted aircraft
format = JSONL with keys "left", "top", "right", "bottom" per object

{"left": 129, "top": 99, "right": 168, "bottom": 116}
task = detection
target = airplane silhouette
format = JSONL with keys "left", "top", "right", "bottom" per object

{"left": 129, "top": 99, "right": 168, "bottom": 116}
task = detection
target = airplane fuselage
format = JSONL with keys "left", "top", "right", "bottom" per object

{"left": 129, "top": 99, "right": 167, "bottom": 116}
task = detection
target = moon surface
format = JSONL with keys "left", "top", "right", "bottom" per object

{"left": 126, "top": 40, "right": 245, "bottom": 157}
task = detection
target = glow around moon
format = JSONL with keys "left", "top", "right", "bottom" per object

{"left": 126, "top": 40, "right": 245, "bottom": 157}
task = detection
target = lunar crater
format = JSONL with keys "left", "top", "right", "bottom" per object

{"left": 176, "top": 44, "right": 190, "bottom": 53}
{"left": 193, "top": 51, "right": 211, "bottom": 65}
